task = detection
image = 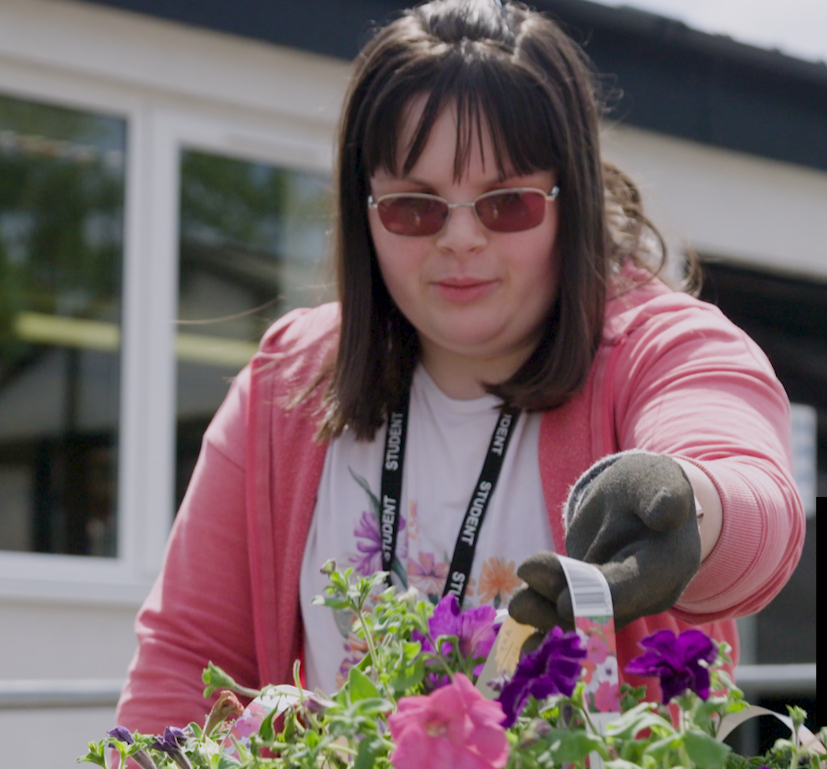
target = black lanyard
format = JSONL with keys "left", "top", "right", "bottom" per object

{"left": 379, "top": 389, "right": 520, "bottom": 607}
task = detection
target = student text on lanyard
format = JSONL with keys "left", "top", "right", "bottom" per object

{"left": 379, "top": 387, "right": 521, "bottom": 607}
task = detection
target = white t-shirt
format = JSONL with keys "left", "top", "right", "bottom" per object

{"left": 299, "top": 365, "right": 554, "bottom": 693}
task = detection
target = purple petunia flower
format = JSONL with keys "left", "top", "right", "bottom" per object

{"left": 413, "top": 594, "right": 500, "bottom": 688}
{"left": 107, "top": 726, "right": 157, "bottom": 769}
{"left": 497, "top": 626, "right": 587, "bottom": 728}
{"left": 107, "top": 726, "right": 134, "bottom": 745}
{"left": 151, "top": 727, "right": 192, "bottom": 769}
{"left": 625, "top": 628, "right": 718, "bottom": 704}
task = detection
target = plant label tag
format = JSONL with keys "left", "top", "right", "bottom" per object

{"left": 475, "top": 613, "right": 536, "bottom": 700}
{"left": 557, "top": 556, "right": 620, "bottom": 769}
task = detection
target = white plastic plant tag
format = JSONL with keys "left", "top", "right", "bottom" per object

{"left": 475, "top": 555, "right": 620, "bottom": 769}
{"left": 557, "top": 555, "right": 619, "bottom": 769}
{"left": 716, "top": 705, "right": 825, "bottom": 754}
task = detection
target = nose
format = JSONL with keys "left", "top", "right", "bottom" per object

{"left": 435, "top": 202, "right": 487, "bottom": 254}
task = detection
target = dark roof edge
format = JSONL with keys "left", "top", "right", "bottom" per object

{"left": 62, "top": 0, "right": 827, "bottom": 173}
{"left": 535, "top": 0, "right": 827, "bottom": 88}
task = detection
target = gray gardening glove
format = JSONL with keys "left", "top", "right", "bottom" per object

{"left": 509, "top": 452, "right": 701, "bottom": 650}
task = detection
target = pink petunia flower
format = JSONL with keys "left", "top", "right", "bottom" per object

{"left": 593, "top": 680, "right": 621, "bottom": 713}
{"left": 388, "top": 673, "right": 509, "bottom": 769}
{"left": 586, "top": 634, "right": 609, "bottom": 665}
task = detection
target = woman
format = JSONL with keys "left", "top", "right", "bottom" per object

{"left": 116, "top": 0, "right": 804, "bottom": 731}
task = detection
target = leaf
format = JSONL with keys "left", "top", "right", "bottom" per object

{"left": 642, "top": 733, "right": 681, "bottom": 761}
{"left": 694, "top": 695, "right": 730, "bottom": 734}
{"left": 311, "top": 595, "right": 350, "bottom": 610}
{"left": 76, "top": 742, "right": 107, "bottom": 767}
{"left": 354, "top": 735, "right": 386, "bottom": 769}
{"left": 348, "top": 666, "right": 380, "bottom": 702}
{"left": 606, "top": 702, "right": 676, "bottom": 741}
{"left": 202, "top": 662, "right": 238, "bottom": 698}
{"left": 352, "top": 697, "right": 394, "bottom": 715}
{"left": 348, "top": 467, "right": 381, "bottom": 515}
{"left": 546, "top": 729, "right": 607, "bottom": 763}
{"left": 390, "top": 658, "right": 426, "bottom": 694}
{"left": 258, "top": 705, "right": 278, "bottom": 743}
{"left": 604, "top": 760, "right": 645, "bottom": 769}
{"left": 619, "top": 683, "right": 648, "bottom": 712}
{"left": 684, "top": 728, "right": 732, "bottom": 768}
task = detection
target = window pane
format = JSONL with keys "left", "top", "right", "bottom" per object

{"left": 0, "top": 93, "right": 125, "bottom": 557}
{"left": 175, "top": 149, "right": 331, "bottom": 507}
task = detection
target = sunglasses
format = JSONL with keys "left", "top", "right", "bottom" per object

{"left": 367, "top": 186, "right": 560, "bottom": 237}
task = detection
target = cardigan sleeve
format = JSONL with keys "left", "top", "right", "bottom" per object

{"left": 608, "top": 296, "right": 805, "bottom": 624}
{"left": 115, "top": 365, "right": 258, "bottom": 734}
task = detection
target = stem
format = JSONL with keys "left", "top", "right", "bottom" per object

{"left": 324, "top": 744, "right": 358, "bottom": 757}
{"left": 429, "top": 635, "right": 456, "bottom": 683}
{"left": 579, "top": 703, "right": 598, "bottom": 735}
{"left": 356, "top": 604, "right": 381, "bottom": 673}
{"left": 232, "top": 683, "right": 264, "bottom": 699}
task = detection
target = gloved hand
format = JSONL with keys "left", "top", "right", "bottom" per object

{"left": 509, "top": 453, "right": 701, "bottom": 647}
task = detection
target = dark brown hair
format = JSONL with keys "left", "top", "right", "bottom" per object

{"left": 317, "top": 0, "right": 692, "bottom": 440}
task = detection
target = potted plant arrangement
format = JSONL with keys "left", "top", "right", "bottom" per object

{"left": 82, "top": 564, "right": 824, "bottom": 769}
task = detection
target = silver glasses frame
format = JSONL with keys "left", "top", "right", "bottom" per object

{"left": 367, "top": 185, "right": 561, "bottom": 235}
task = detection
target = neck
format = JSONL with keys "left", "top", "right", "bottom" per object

{"left": 419, "top": 343, "right": 533, "bottom": 400}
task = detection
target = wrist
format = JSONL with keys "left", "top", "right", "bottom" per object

{"left": 672, "top": 458, "right": 723, "bottom": 561}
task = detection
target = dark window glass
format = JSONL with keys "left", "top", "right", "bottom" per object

{"left": 0, "top": 93, "right": 125, "bottom": 557}
{"left": 175, "top": 149, "right": 331, "bottom": 508}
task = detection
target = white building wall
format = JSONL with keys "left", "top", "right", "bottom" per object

{"left": 0, "top": 1, "right": 823, "bottom": 768}
{"left": 602, "top": 124, "right": 827, "bottom": 280}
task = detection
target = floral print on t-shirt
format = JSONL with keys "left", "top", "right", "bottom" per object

{"left": 332, "top": 470, "right": 522, "bottom": 686}
{"left": 478, "top": 556, "right": 522, "bottom": 609}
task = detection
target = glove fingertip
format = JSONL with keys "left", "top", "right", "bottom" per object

{"left": 556, "top": 588, "right": 575, "bottom": 630}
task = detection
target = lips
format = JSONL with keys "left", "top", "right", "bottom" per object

{"left": 431, "top": 277, "right": 498, "bottom": 303}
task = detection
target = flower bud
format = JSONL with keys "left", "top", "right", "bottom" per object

{"left": 204, "top": 691, "right": 244, "bottom": 737}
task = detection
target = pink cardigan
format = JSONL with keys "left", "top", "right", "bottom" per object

{"left": 116, "top": 277, "right": 804, "bottom": 733}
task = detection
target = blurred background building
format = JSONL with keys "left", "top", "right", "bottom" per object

{"left": 0, "top": 0, "right": 822, "bottom": 765}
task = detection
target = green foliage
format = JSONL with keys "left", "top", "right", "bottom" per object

{"left": 683, "top": 728, "right": 732, "bottom": 768}
{"left": 80, "top": 565, "right": 825, "bottom": 769}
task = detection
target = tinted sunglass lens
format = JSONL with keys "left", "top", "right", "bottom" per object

{"left": 378, "top": 197, "right": 447, "bottom": 236}
{"left": 476, "top": 190, "right": 547, "bottom": 232}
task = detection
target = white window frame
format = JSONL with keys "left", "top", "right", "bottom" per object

{"left": 0, "top": 58, "right": 152, "bottom": 604}
{"left": 140, "top": 105, "right": 336, "bottom": 579}
{"left": 0, "top": 0, "right": 345, "bottom": 606}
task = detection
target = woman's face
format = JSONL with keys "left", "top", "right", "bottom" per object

{"left": 368, "top": 97, "right": 561, "bottom": 391}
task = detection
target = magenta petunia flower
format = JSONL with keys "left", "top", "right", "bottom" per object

{"left": 413, "top": 594, "right": 500, "bottom": 688}
{"left": 388, "top": 673, "right": 509, "bottom": 769}
{"left": 625, "top": 628, "right": 718, "bottom": 704}
{"left": 497, "top": 626, "right": 587, "bottom": 728}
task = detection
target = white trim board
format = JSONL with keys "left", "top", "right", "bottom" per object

{"left": 603, "top": 124, "right": 827, "bottom": 281}
{"left": 0, "top": 0, "right": 351, "bottom": 128}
